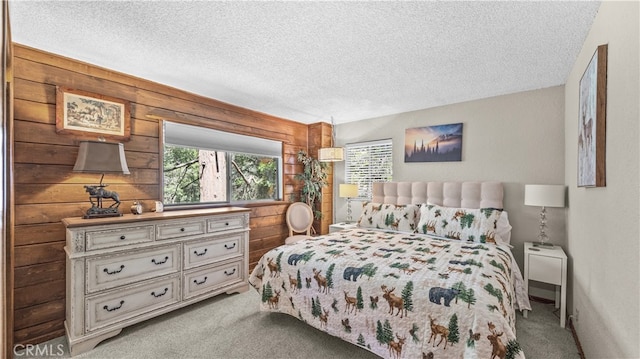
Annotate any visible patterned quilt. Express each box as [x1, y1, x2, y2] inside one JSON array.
[[249, 228, 530, 359]]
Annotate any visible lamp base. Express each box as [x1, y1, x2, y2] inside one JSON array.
[[82, 182, 123, 219], [83, 207, 123, 219]]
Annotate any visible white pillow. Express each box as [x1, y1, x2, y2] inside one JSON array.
[[495, 210, 512, 244]]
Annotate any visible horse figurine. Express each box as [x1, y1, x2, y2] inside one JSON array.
[[84, 185, 121, 209]]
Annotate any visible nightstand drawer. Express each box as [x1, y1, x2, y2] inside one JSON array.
[[528, 254, 562, 285], [329, 223, 358, 233]]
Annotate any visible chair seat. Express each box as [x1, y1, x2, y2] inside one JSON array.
[[285, 235, 312, 245]]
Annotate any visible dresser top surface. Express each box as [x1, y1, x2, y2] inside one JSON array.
[[62, 207, 250, 228]]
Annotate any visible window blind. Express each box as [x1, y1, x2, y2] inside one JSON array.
[[164, 121, 282, 158], [345, 139, 393, 200]]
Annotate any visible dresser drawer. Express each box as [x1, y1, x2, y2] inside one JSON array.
[[86, 225, 154, 251], [207, 215, 244, 232], [86, 245, 180, 293], [183, 234, 243, 269], [86, 276, 180, 332], [183, 261, 242, 299], [156, 219, 206, 240]]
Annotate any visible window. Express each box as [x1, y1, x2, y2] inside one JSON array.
[[345, 139, 393, 200], [163, 122, 282, 206]]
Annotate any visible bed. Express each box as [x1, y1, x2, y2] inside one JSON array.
[[249, 181, 530, 358]]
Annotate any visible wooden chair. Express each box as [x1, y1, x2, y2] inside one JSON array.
[[285, 202, 314, 244]]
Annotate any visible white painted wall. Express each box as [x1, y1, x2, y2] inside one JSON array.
[[334, 86, 566, 276], [564, 2, 639, 358]]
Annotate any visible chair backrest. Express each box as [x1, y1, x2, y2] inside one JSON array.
[[286, 202, 314, 236]]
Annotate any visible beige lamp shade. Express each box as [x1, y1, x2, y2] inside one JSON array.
[[73, 141, 130, 174], [339, 183, 358, 198], [318, 147, 344, 162], [524, 184, 565, 208], [318, 117, 344, 162]]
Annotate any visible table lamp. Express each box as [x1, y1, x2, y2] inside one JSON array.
[[339, 183, 358, 223], [524, 184, 565, 247], [73, 140, 130, 219]]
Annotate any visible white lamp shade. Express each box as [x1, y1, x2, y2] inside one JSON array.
[[318, 147, 344, 162], [339, 184, 358, 198], [524, 184, 565, 208]]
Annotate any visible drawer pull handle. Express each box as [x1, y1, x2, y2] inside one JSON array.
[[194, 277, 208, 285], [103, 300, 124, 312], [224, 243, 236, 250], [120, 235, 126, 240], [225, 222, 229, 226], [151, 288, 169, 298], [103, 265, 125, 275], [224, 268, 236, 276], [194, 249, 208, 256], [151, 256, 169, 265], [180, 228, 185, 232]]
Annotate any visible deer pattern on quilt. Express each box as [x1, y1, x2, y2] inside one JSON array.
[[248, 228, 524, 359]]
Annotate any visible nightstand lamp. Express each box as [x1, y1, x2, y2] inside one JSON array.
[[524, 184, 565, 247], [339, 183, 359, 223]]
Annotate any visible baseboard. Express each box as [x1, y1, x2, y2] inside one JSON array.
[[568, 317, 586, 359]]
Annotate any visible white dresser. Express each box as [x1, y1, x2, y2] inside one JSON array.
[[63, 207, 250, 356]]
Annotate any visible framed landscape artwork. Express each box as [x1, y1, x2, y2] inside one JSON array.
[[405, 122, 463, 162], [577, 44, 607, 187], [56, 87, 131, 141]]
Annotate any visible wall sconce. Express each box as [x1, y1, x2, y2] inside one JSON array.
[[339, 183, 359, 223], [318, 117, 344, 162], [524, 184, 565, 247], [73, 140, 130, 219]]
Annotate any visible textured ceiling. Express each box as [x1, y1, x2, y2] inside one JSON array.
[[9, 1, 600, 124]]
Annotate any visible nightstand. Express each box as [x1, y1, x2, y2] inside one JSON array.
[[329, 222, 358, 233], [523, 242, 567, 327]]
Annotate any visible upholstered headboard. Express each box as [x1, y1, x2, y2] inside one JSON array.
[[371, 181, 504, 209]]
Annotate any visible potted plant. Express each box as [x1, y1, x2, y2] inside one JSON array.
[[293, 150, 328, 227]]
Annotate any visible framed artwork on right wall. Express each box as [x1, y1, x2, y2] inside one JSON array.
[[577, 44, 607, 187]]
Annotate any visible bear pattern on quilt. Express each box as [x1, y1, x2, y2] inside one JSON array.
[[249, 229, 525, 359]]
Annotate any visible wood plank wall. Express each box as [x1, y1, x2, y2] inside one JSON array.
[[308, 122, 334, 234], [3, 3, 14, 357], [10, 44, 333, 347]]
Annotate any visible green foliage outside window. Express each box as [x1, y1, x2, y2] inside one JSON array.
[[230, 153, 277, 201], [163, 146, 200, 204], [163, 145, 279, 205]]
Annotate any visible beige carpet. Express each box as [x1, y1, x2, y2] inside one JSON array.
[[19, 290, 581, 358]]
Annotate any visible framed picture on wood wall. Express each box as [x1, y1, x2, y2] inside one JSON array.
[[56, 87, 131, 141], [577, 44, 607, 187]]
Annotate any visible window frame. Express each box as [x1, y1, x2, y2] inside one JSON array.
[[161, 121, 284, 208], [344, 138, 393, 200]]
